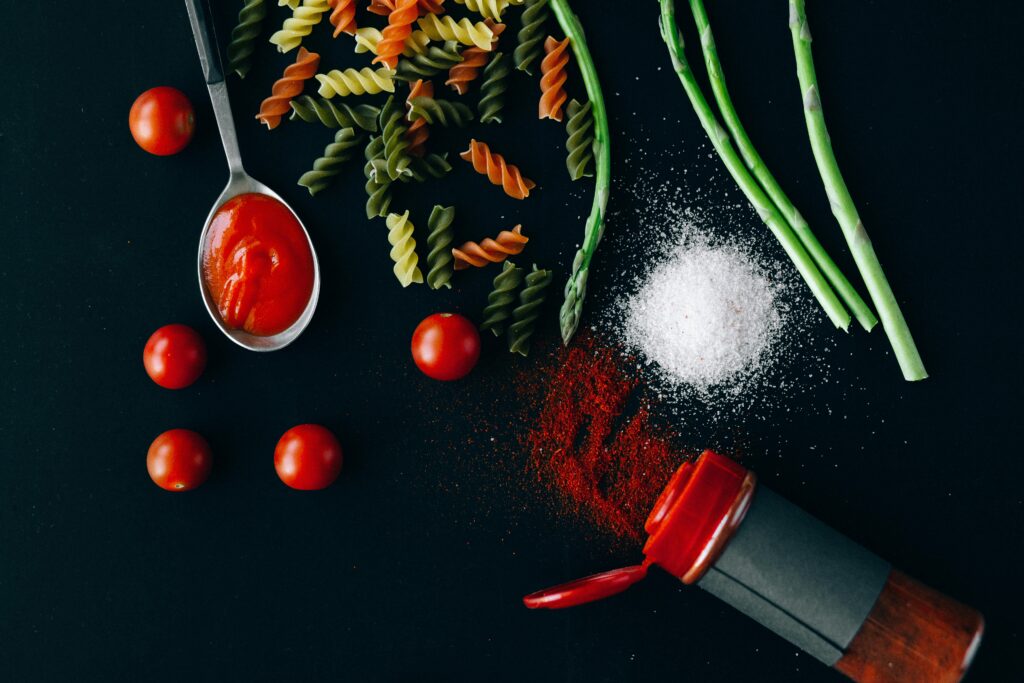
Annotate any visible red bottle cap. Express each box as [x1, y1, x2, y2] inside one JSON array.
[[522, 451, 754, 609]]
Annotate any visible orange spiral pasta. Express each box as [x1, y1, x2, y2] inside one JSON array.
[[539, 36, 569, 122], [452, 225, 528, 270], [417, 0, 445, 13], [446, 20, 504, 95], [373, 0, 418, 69], [368, 0, 442, 16], [405, 79, 434, 156], [327, 0, 357, 36], [256, 47, 320, 129], [459, 139, 536, 199], [367, 0, 393, 14]]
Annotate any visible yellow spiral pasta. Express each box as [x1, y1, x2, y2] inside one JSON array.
[[454, 0, 509, 20], [315, 67, 396, 97], [279, 0, 300, 8], [269, 0, 329, 53], [385, 211, 424, 287], [353, 27, 431, 57], [416, 14, 494, 51]]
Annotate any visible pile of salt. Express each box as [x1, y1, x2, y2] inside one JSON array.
[[621, 239, 783, 392]]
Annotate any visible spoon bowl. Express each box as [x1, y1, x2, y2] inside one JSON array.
[[196, 173, 321, 352], [186, 0, 319, 352]]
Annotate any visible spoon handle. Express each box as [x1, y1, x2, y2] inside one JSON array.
[[184, 0, 245, 176], [184, 0, 223, 85]]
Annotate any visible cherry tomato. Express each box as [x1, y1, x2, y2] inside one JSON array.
[[411, 313, 481, 381], [274, 424, 343, 491], [143, 324, 207, 389], [129, 86, 195, 156], [147, 429, 213, 492]]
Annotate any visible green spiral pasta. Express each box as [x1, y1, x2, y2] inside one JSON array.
[[508, 265, 553, 356], [378, 96, 413, 181], [514, 0, 550, 74], [425, 205, 456, 290], [564, 98, 595, 180], [408, 97, 475, 127], [289, 95, 380, 132], [481, 261, 525, 335], [363, 136, 393, 219], [227, 0, 267, 78], [478, 51, 509, 124], [297, 127, 363, 196], [400, 153, 453, 183], [395, 41, 464, 81]]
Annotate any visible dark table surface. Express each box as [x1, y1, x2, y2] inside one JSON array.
[[3, 1, 1022, 681]]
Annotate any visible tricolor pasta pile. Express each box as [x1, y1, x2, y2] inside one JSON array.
[[226, 0, 597, 356]]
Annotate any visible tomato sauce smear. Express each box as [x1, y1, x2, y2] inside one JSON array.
[[202, 193, 314, 337]]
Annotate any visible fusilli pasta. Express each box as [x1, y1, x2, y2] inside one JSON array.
[[368, 0, 443, 13], [289, 95, 380, 131], [425, 205, 456, 289], [404, 79, 433, 156], [297, 127, 363, 195], [453, 0, 508, 21], [400, 153, 452, 182], [374, 0, 418, 69], [327, 0, 357, 36], [417, 14, 494, 50], [256, 47, 320, 129], [478, 51, 509, 123], [408, 97, 475, 127], [379, 96, 414, 180], [480, 261, 524, 335], [385, 211, 424, 287], [227, 0, 267, 78], [459, 139, 535, 199], [539, 36, 569, 121], [508, 264, 552, 355], [315, 67, 396, 97], [564, 98, 594, 180], [395, 41, 463, 81], [452, 225, 528, 270], [363, 136, 393, 218], [269, 0, 329, 53], [514, 0, 549, 74], [354, 27, 431, 56], [446, 20, 504, 95]]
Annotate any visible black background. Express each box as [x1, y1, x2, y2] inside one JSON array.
[[2, 1, 1023, 681]]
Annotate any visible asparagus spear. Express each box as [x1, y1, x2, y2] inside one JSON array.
[[788, 0, 927, 381], [657, 0, 852, 330], [688, 0, 877, 332], [549, 0, 611, 344]]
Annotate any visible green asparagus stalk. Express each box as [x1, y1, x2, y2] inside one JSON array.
[[657, 0, 851, 330], [788, 0, 927, 380], [549, 0, 611, 344], [688, 0, 877, 332]]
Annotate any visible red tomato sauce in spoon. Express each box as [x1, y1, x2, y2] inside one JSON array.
[[202, 193, 314, 337]]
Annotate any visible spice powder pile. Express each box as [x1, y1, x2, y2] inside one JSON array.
[[521, 334, 679, 542]]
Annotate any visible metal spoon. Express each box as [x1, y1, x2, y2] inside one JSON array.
[[184, 0, 320, 352]]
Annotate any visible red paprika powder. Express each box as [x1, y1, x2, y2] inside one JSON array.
[[521, 334, 678, 541]]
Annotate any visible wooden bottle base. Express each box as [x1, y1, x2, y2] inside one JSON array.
[[835, 570, 984, 683]]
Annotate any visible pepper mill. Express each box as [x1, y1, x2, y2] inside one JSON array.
[[524, 451, 984, 683]]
